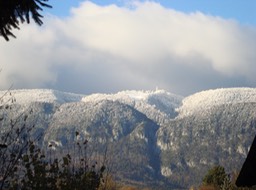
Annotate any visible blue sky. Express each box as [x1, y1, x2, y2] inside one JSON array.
[[47, 0, 256, 25], [1, 0, 256, 96]]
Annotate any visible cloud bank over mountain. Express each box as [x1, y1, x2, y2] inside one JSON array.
[[1, 1, 256, 95]]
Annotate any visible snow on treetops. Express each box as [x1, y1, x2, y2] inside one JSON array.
[[2, 88, 256, 119], [0, 89, 83, 104], [177, 87, 256, 118]]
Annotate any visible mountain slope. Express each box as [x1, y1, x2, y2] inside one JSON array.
[[158, 88, 256, 186], [82, 89, 183, 124], [1, 88, 256, 188], [0, 89, 83, 104], [177, 88, 256, 118]]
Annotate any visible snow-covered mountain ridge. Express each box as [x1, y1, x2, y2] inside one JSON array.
[[0, 88, 182, 105], [0, 89, 84, 104], [1, 87, 256, 188], [3, 87, 256, 119], [0, 89, 183, 124], [177, 88, 256, 117], [82, 89, 182, 108], [82, 89, 183, 123]]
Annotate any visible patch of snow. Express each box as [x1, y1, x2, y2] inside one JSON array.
[[237, 145, 247, 156], [157, 140, 169, 150], [135, 132, 148, 142], [156, 139, 177, 151], [186, 160, 195, 168], [199, 159, 208, 165], [161, 166, 172, 177], [0, 89, 84, 105], [48, 140, 62, 150], [82, 89, 183, 123], [177, 88, 256, 118], [82, 89, 182, 104]]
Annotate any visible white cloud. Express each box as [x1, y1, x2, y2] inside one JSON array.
[[0, 1, 256, 95]]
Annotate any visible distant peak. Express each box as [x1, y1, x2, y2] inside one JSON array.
[[177, 87, 256, 117], [82, 89, 182, 103], [0, 89, 84, 104]]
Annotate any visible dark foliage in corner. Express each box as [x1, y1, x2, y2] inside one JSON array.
[[236, 135, 256, 187], [0, 0, 52, 41], [199, 165, 256, 190]]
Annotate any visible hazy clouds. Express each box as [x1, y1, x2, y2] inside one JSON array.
[[1, 1, 256, 96]]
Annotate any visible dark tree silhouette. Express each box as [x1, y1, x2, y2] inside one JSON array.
[[0, 0, 51, 41], [236, 135, 256, 187]]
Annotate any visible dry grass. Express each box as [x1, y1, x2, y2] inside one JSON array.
[[119, 186, 138, 190], [198, 185, 218, 190]]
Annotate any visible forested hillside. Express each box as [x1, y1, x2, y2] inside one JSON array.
[[0, 88, 255, 188]]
